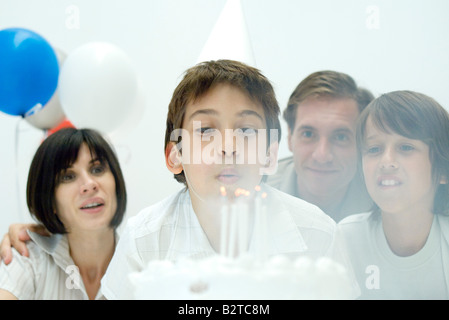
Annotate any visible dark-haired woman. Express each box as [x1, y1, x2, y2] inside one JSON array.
[[0, 128, 126, 300]]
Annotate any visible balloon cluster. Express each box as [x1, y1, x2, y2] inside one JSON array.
[[0, 27, 142, 136]]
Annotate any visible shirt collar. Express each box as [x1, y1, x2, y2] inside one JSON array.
[[256, 184, 308, 255], [278, 161, 299, 197], [27, 230, 120, 269], [27, 230, 74, 271], [170, 184, 308, 259]]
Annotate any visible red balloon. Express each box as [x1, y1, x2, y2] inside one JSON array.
[[45, 118, 75, 137]]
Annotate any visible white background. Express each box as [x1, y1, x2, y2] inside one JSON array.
[[1, 0, 448, 235]]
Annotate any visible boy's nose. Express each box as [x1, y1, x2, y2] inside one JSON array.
[[221, 130, 239, 158], [379, 147, 399, 170], [221, 145, 237, 157]]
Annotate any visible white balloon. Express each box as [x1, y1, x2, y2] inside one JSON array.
[[59, 42, 138, 134], [25, 48, 67, 130], [108, 79, 146, 143]]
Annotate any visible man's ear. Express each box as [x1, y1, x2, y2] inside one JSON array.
[[165, 142, 183, 174], [259, 141, 279, 176], [287, 127, 293, 152]]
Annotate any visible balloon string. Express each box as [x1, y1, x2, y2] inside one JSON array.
[[14, 118, 25, 222]]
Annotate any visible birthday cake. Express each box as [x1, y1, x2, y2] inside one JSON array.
[[129, 254, 355, 300], [129, 187, 356, 300]]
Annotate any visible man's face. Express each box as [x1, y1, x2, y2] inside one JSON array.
[[288, 97, 359, 202]]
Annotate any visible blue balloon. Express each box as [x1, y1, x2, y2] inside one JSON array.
[[0, 28, 59, 116]]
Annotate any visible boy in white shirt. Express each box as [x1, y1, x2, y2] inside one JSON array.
[[338, 90, 449, 299], [100, 59, 357, 299]]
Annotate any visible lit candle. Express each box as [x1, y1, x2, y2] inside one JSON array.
[[253, 186, 262, 261], [238, 192, 249, 256], [228, 201, 237, 258], [260, 191, 268, 261], [219, 186, 228, 256]]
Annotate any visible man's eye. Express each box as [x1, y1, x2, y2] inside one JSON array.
[[301, 130, 314, 138], [334, 133, 349, 142]]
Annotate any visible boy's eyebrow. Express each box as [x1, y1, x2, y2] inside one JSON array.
[[187, 109, 218, 121], [187, 109, 264, 121], [238, 110, 264, 121]]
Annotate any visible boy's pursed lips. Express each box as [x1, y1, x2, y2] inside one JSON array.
[[216, 167, 240, 184]]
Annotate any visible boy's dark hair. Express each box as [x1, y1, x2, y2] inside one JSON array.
[[164, 59, 281, 185], [26, 128, 127, 233]]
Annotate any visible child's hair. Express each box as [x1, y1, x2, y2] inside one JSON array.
[[356, 90, 449, 215], [164, 59, 281, 185]]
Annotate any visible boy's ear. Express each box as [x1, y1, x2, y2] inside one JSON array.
[[440, 175, 448, 185], [165, 142, 183, 174], [259, 141, 279, 176]]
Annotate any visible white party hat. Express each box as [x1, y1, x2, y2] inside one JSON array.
[[197, 0, 256, 66]]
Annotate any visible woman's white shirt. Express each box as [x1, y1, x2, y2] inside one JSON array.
[[0, 231, 105, 300]]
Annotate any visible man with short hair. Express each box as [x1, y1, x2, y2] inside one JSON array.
[[266, 70, 374, 222]]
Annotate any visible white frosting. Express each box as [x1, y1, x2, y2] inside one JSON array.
[[130, 254, 355, 300]]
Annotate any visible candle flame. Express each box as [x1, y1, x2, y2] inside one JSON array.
[[220, 186, 227, 196], [234, 188, 250, 197]]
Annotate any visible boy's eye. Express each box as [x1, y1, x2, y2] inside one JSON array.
[[399, 144, 414, 152], [196, 127, 216, 135], [365, 145, 381, 155], [238, 127, 258, 136]]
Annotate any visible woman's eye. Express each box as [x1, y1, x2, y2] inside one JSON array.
[[59, 172, 75, 182], [91, 164, 106, 175]]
